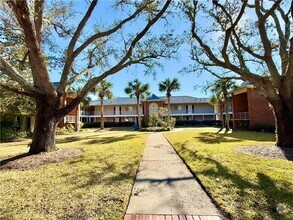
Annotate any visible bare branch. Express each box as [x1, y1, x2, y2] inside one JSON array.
[[231, 31, 265, 60], [58, 0, 98, 95], [219, 1, 247, 66], [73, 2, 148, 57], [57, 0, 172, 117], [34, 0, 44, 45], [255, 0, 281, 87], [6, 0, 55, 93], [0, 57, 37, 93], [0, 82, 34, 97]]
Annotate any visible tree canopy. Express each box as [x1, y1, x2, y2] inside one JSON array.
[[0, 0, 178, 153], [182, 0, 293, 147]]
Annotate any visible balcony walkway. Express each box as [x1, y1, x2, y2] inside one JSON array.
[[124, 133, 222, 220]]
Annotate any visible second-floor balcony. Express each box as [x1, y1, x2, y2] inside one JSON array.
[[81, 110, 144, 117], [170, 110, 230, 115], [235, 112, 249, 120], [65, 115, 76, 123]]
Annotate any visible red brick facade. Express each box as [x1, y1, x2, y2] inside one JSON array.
[[232, 87, 275, 129], [247, 89, 275, 128], [143, 100, 164, 119], [58, 96, 80, 128]]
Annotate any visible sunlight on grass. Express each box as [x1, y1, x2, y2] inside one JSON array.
[[165, 128, 293, 220], [0, 130, 147, 219]]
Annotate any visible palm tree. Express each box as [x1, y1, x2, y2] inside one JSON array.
[[125, 79, 150, 129], [158, 78, 180, 126], [209, 94, 224, 128], [91, 80, 113, 129], [209, 79, 236, 130]]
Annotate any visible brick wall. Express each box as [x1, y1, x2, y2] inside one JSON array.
[[247, 88, 275, 128], [143, 101, 164, 119], [232, 92, 248, 129]]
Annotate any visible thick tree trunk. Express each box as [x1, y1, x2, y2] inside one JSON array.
[[272, 101, 293, 148], [137, 97, 141, 129], [29, 96, 59, 154], [100, 98, 104, 129]]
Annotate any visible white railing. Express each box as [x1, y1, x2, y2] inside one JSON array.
[[65, 115, 76, 123], [170, 110, 189, 114], [81, 111, 144, 116], [235, 112, 249, 120]]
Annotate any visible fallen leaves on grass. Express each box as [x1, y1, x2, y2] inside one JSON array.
[[0, 149, 83, 171], [236, 145, 293, 161]]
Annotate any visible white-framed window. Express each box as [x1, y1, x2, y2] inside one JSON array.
[[176, 105, 182, 110], [125, 106, 133, 111]]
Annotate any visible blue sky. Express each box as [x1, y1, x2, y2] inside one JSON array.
[[48, 1, 237, 99]]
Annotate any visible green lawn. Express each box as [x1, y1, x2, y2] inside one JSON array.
[[0, 129, 147, 220], [164, 128, 293, 220]]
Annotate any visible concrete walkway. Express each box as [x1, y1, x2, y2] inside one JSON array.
[[124, 133, 222, 220]]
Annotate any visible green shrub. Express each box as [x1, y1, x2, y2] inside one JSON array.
[[148, 112, 160, 127], [169, 117, 176, 128], [82, 121, 135, 128], [148, 108, 175, 129], [65, 123, 75, 132], [79, 122, 84, 129], [0, 121, 19, 130], [0, 128, 30, 142], [55, 124, 77, 135], [140, 127, 171, 132], [141, 119, 149, 128]]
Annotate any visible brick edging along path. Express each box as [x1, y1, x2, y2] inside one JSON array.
[[124, 214, 221, 220], [124, 133, 222, 219]]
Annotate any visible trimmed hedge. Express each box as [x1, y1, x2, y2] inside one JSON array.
[[140, 127, 171, 132], [175, 120, 226, 127], [82, 121, 135, 128], [0, 128, 32, 142], [0, 120, 19, 130]]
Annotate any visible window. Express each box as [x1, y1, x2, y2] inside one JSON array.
[[176, 105, 181, 110], [125, 106, 133, 111]]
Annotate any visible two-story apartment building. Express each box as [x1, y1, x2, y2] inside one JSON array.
[[81, 94, 232, 124], [231, 82, 275, 130]]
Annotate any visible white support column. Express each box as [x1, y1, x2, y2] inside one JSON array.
[[75, 104, 81, 131], [30, 116, 35, 131]]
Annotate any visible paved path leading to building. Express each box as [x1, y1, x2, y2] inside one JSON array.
[[124, 133, 222, 220]]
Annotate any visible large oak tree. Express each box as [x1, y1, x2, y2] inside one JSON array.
[[183, 0, 293, 147], [0, 0, 177, 153]]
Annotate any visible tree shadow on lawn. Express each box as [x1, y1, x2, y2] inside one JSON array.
[[56, 136, 83, 144], [177, 144, 292, 219], [63, 154, 140, 190], [197, 130, 275, 144], [0, 153, 30, 166], [56, 134, 137, 145], [84, 134, 138, 145]]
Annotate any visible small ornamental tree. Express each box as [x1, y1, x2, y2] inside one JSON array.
[[91, 80, 113, 130], [208, 79, 236, 130], [0, 0, 177, 154], [125, 79, 150, 129]]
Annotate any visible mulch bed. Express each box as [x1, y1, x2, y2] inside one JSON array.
[[0, 149, 83, 171], [235, 145, 293, 161]]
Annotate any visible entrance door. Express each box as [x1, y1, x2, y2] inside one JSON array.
[[149, 103, 159, 117]]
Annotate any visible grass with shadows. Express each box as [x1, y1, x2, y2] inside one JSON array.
[[0, 130, 147, 219], [164, 128, 293, 220]]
